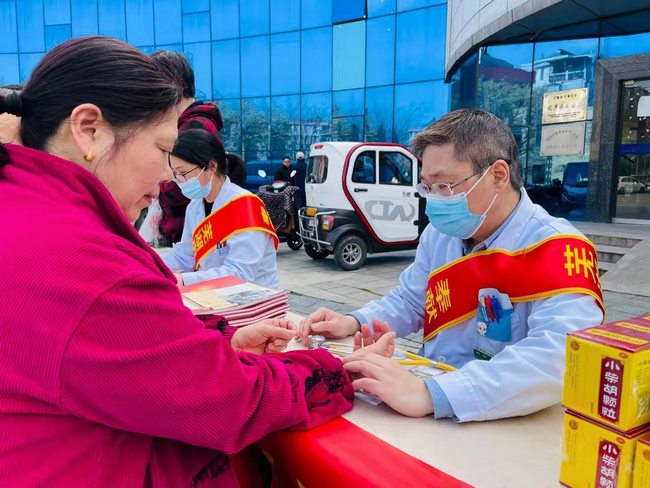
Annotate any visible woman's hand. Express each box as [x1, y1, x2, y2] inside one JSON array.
[[174, 273, 183, 287], [352, 319, 393, 355], [231, 318, 298, 354]]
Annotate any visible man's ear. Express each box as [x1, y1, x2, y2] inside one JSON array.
[[491, 159, 511, 191], [68, 103, 113, 161]]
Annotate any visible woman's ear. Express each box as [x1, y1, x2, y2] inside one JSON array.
[[68, 103, 114, 162]]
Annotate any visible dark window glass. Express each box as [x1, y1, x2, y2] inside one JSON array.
[[0, 54, 19, 85], [368, 0, 395, 16], [394, 80, 449, 144], [211, 0, 239, 40], [184, 42, 212, 99], [301, 27, 332, 93], [352, 151, 376, 184], [0, 2, 17, 54], [241, 36, 270, 97], [397, 0, 442, 11], [242, 97, 271, 162], [240, 0, 270, 37], [98, 0, 126, 40], [271, 31, 300, 96], [600, 32, 650, 59], [333, 21, 365, 90], [333, 116, 364, 141], [45, 25, 72, 51], [125, 0, 154, 46], [332, 0, 364, 23], [333, 89, 364, 117], [395, 5, 445, 83], [183, 12, 211, 43], [183, 0, 209, 13], [17, 0, 45, 52], [218, 99, 242, 153], [271, 95, 301, 158], [450, 52, 478, 110], [44, 0, 71, 25], [367, 16, 395, 87], [270, 0, 300, 33], [212, 39, 240, 99], [379, 151, 412, 185], [306, 155, 328, 183], [302, 0, 332, 29], [477, 44, 533, 128], [19, 53, 44, 83], [301, 92, 332, 148], [365, 86, 393, 142], [154, 0, 182, 44]]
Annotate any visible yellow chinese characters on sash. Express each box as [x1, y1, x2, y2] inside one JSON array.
[[423, 235, 605, 342], [192, 194, 278, 269]]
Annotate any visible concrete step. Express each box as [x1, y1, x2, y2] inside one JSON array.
[[599, 260, 615, 276], [596, 244, 628, 264], [585, 233, 642, 249]]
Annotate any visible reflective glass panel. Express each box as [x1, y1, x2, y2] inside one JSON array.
[[368, 0, 396, 17], [183, 12, 211, 43], [0, 2, 17, 54], [45, 25, 72, 51], [212, 39, 240, 99], [19, 53, 44, 83], [301, 27, 332, 93], [242, 97, 271, 162], [397, 0, 442, 11], [302, 0, 331, 29], [450, 52, 478, 110], [306, 155, 328, 183], [98, 0, 126, 40], [240, 0, 270, 37], [301, 92, 332, 148], [333, 89, 364, 117], [332, 0, 364, 24], [379, 151, 413, 186], [125, 0, 154, 46], [241, 36, 270, 97], [365, 86, 393, 142], [366, 15, 395, 87], [271, 95, 301, 158], [72, 0, 98, 37], [44, 0, 71, 25], [352, 151, 376, 184], [154, 0, 182, 44], [394, 80, 449, 144], [333, 21, 365, 90], [0, 55, 19, 85], [184, 42, 212, 99], [17, 0, 45, 52], [332, 116, 364, 141], [271, 31, 300, 96], [211, 0, 239, 40], [600, 32, 650, 59], [218, 99, 242, 153], [270, 0, 300, 33], [183, 0, 209, 13], [395, 5, 446, 83]]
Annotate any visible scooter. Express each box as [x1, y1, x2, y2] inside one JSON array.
[[256, 170, 304, 251]]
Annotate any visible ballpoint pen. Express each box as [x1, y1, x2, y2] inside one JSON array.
[[396, 350, 456, 372]]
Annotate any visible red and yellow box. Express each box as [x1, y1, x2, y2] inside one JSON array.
[[563, 314, 650, 432], [633, 433, 650, 488], [560, 410, 649, 488]]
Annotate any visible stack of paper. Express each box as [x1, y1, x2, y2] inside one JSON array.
[[180, 276, 289, 327]]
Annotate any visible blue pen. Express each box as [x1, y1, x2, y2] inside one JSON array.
[[491, 296, 501, 322]]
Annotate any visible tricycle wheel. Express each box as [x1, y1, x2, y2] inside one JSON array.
[[304, 244, 329, 260], [334, 235, 367, 271], [287, 233, 303, 250]]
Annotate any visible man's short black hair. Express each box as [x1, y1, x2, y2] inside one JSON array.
[[151, 50, 195, 99]]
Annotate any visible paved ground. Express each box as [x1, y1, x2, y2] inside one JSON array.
[[278, 243, 650, 323]]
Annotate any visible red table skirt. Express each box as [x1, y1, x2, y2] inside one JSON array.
[[231, 416, 472, 487]]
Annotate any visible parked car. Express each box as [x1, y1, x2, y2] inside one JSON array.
[[560, 162, 589, 220], [618, 176, 646, 194], [242, 160, 279, 193]]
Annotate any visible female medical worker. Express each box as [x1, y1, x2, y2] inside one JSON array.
[[162, 129, 280, 287]]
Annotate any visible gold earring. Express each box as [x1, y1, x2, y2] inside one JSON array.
[[83, 150, 94, 162]]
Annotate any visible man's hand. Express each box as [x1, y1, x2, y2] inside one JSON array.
[[299, 307, 360, 346], [343, 349, 434, 418], [231, 318, 298, 354]]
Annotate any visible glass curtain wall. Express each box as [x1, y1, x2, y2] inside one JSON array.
[[0, 0, 450, 171]]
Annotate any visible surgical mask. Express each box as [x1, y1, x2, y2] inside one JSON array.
[[424, 170, 497, 239], [177, 170, 212, 200]]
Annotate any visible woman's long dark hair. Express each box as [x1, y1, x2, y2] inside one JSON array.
[[0, 36, 181, 167], [171, 129, 246, 186]]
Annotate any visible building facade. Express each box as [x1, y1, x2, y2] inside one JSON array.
[[0, 0, 449, 165]]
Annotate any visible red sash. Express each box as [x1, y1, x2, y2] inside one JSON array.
[[423, 235, 605, 342], [192, 194, 278, 269]]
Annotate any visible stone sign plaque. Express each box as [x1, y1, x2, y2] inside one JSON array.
[[542, 88, 588, 124], [540, 122, 586, 156]]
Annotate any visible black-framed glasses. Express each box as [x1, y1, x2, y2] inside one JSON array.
[[168, 153, 202, 183]]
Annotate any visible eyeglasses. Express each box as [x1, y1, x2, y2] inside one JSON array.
[[168, 153, 202, 183], [416, 160, 507, 197]]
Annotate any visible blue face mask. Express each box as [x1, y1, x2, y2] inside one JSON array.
[[177, 169, 212, 200], [424, 170, 497, 239]]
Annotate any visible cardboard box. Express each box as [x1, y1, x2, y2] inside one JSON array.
[[560, 410, 649, 488], [633, 433, 650, 488], [563, 314, 650, 432]]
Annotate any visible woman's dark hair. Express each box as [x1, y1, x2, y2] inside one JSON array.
[[171, 129, 246, 185], [0, 36, 182, 166], [151, 50, 195, 99]]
